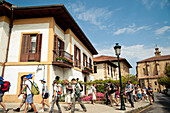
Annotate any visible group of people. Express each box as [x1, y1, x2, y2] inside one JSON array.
[[0, 74, 155, 113], [104, 80, 155, 109], [0, 74, 88, 113]]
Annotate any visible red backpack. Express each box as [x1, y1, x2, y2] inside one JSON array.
[[1, 81, 11, 92]]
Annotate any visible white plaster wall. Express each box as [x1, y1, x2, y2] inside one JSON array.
[[8, 23, 49, 62], [54, 25, 64, 40], [3, 65, 48, 95], [0, 21, 9, 63], [0, 66, 2, 75]]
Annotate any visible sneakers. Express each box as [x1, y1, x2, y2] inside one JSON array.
[[13, 108, 20, 112], [4, 109, 9, 113], [28, 108, 34, 112], [39, 109, 44, 112]]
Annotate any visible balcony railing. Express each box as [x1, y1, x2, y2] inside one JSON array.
[[82, 63, 93, 74], [52, 49, 73, 68]]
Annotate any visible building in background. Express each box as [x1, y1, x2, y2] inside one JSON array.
[[93, 55, 132, 80], [0, 1, 97, 102], [136, 47, 170, 92]]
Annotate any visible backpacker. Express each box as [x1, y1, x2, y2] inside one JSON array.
[[57, 84, 63, 95], [1, 81, 11, 92], [28, 80, 40, 95], [76, 83, 83, 92]]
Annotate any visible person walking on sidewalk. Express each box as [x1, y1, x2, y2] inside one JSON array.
[[13, 77, 27, 112], [64, 79, 73, 111], [148, 85, 154, 105], [125, 80, 134, 108], [108, 81, 119, 107], [70, 78, 87, 113], [0, 76, 9, 113], [91, 84, 96, 105], [18, 74, 38, 113], [49, 76, 62, 113], [137, 85, 142, 101], [39, 79, 50, 112]]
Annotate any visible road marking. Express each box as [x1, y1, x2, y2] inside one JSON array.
[[137, 104, 153, 113]]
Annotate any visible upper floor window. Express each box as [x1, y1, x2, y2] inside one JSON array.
[[74, 45, 81, 68], [143, 68, 145, 75], [20, 34, 42, 62], [108, 66, 110, 75], [111, 67, 113, 78], [94, 66, 97, 73], [83, 53, 87, 67], [54, 36, 64, 57], [89, 58, 92, 69]]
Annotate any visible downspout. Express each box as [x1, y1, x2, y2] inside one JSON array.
[[1, 6, 14, 78]]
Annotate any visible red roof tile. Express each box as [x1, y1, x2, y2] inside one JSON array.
[[137, 55, 170, 63]]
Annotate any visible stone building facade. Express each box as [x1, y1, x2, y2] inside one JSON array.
[[136, 47, 170, 92], [93, 55, 132, 80]]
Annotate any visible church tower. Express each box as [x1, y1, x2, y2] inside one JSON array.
[[154, 46, 161, 57]]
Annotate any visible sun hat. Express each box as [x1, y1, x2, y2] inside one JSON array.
[[40, 79, 46, 83], [0, 76, 4, 81]]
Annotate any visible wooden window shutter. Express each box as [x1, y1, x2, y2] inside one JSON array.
[[79, 49, 81, 69], [35, 34, 42, 62], [83, 54, 85, 66], [20, 34, 30, 62], [53, 35, 58, 61], [74, 45, 77, 67]]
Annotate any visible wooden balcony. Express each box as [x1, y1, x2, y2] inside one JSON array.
[[82, 63, 93, 74], [52, 50, 73, 68]]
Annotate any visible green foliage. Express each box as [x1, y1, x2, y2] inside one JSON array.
[[158, 77, 170, 88], [165, 64, 170, 77], [96, 85, 105, 93]]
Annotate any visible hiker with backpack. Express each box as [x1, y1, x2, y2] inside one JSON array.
[[39, 79, 50, 112], [0, 76, 9, 113], [64, 79, 73, 111], [18, 74, 38, 113], [49, 76, 62, 113], [70, 78, 87, 113]]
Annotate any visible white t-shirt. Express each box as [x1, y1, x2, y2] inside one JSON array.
[[137, 88, 142, 94], [142, 89, 146, 94], [54, 84, 62, 96], [25, 79, 33, 95], [92, 86, 96, 94]]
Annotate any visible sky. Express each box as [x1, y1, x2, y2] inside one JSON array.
[[7, 0, 170, 74]]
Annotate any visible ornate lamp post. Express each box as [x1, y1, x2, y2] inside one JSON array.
[[114, 43, 126, 110]]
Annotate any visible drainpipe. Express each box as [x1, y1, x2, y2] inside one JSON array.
[[1, 6, 14, 78]]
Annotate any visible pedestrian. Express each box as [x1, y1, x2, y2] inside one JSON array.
[[115, 83, 120, 103], [142, 86, 147, 101], [18, 74, 38, 113], [133, 87, 136, 102], [13, 77, 27, 112], [39, 79, 50, 112], [104, 83, 110, 105], [91, 84, 96, 105], [125, 80, 134, 108], [137, 85, 142, 101], [108, 81, 119, 107], [70, 78, 87, 113], [148, 85, 154, 105], [64, 79, 73, 111], [0, 76, 9, 113], [49, 76, 62, 113]]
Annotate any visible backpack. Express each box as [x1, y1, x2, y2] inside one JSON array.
[[1, 81, 11, 92], [57, 84, 63, 95], [28, 80, 40, 95], [76, 83, 83, 92]]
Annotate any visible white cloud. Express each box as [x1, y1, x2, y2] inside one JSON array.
[[142, 0, 170, 9], [155, 26, 170, 35], [142, 0, 155, 9], [113, 24, 150, 35], [160, 0, 169, 8], [67, 2, 121, 30]]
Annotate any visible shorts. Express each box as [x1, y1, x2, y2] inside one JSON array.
[[138, 94, 142, 99], [0, 93, 4, 102], [26, 94, 33, 104], [42, 93, 49, 99], [65, 94, 71, 103]]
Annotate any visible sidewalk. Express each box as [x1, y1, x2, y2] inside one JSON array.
[[0, 101, 150, 113]]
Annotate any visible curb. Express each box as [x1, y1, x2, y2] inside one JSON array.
[[125, 103, 151, 113]]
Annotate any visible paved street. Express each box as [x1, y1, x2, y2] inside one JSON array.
[[140, 93, 170, 113], [0, 100, 149, 113]]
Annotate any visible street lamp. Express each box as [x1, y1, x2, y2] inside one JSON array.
[[114, 43, 126, 110]]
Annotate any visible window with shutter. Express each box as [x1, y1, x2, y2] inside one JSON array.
[[20, 34, 42, 62], [74, 45, 81, 68]]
